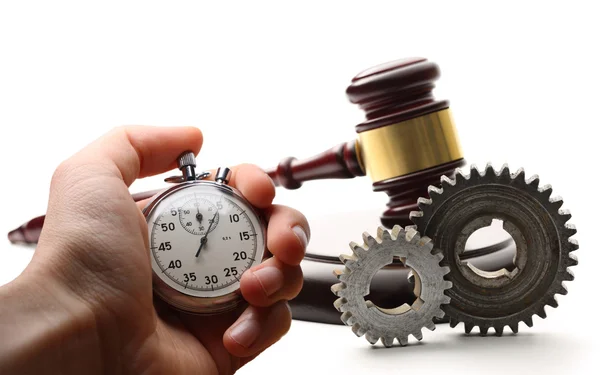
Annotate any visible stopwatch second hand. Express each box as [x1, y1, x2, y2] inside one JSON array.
[[196, 211, 218, 257]]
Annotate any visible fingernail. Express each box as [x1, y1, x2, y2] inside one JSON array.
[[292, 225, 308, 249], [229, 318, 261, 348], [253, 266, 284, 297]]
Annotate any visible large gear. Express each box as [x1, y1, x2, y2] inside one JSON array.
[[331, 226, 452, 347], [409, 163, 578, 336]]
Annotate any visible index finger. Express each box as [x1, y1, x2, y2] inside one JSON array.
[[206, 163, 275, 209], [69, 125, 204, 187]]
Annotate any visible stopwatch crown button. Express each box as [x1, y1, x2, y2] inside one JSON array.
[[178, 151, 196, 169], [215, 167, 231, 184]]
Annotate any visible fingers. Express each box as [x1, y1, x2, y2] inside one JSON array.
[[223, 301, 291, 358], [264, 205, 310, 266], [239, 257, 303, 307], [62, 125, 203, 186], [208, 163, 275, 209]]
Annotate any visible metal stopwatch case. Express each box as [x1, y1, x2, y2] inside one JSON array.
[[142, 151, 267, 314]]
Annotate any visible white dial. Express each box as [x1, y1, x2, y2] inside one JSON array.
[[145, 182, 266, 299]]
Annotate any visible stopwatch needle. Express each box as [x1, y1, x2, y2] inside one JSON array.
[[196, 211, 218, 257]]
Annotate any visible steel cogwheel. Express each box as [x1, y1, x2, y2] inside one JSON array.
[[331, 225, 452, 347], [409, 163, 579, 336]]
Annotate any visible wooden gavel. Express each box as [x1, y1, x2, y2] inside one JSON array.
[[265, 57, 465, 228]]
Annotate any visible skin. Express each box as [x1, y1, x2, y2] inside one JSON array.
[[0, 126, 310, 374]]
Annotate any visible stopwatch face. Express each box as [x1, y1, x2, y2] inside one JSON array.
[[144, 182, 266, 302]]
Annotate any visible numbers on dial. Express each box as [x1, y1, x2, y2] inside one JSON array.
[[148, 186, 263, 297], [224, 267, 238, 277], [233, 251, 247, 261], [178, 196, 220, 235]]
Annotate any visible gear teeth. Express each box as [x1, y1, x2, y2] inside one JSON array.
[[365, 331, 379, 345], [381, 336, 394, 348], [511, 167, 526, 183], [455, 168, 468, 183], [442, 295, 452, 305], [412, 330, 423, 341], [398, 336, 409, 346], [546, 296, 559, 308], [440, 175, 455, 189], [405, 227, 421, 243], [339, 254, 357, 269], [493, 325, 504, 336], [449, 317, 459, 328], [564, 223, 577, 237], [408, 210, 423, 226], [333, 297, 347, 312], [349, 241, 367, 258], [464, 322, 474, 334], [414, 203, 433, 224], [443, 280, 453, 289], [498, 163, 511, 179], [549, 195, 563, 210], [434, 308, 446, 319], [425, 321, 436, 331], [568, 238, 579, 252], [362, 232, 378, 248], [557, 283, 568, 295], [390, 225, 403, 239], [352, 323, 367, 337], [564, 268, 575, 281], [537, 307, 547, 319], [331, 282, 346, 297], [479, 326, 489, 336], [419, 236, 434, 251], [567, 253, 578, 267], [509, 323, 519, 334], [340, 311, 354, 325], [539, 184, 553, 200], [483, 162, 495, 177], [333, 269, 349, 282], [416, 197, 433, 210], [377, 226, 391, 241], [428, 185, 444, 198], [526, 174, 540, 189], [558, 208, 572, 222], [524, 317, 534, 328], [469, 164, 482, 180]]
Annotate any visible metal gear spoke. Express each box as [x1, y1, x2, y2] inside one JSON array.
[[409, 163, 578, 336], [331, 225, 452, 347]]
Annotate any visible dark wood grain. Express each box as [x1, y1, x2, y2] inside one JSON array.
[[265, 140, 364, 189], [347, 57, 449, 132]]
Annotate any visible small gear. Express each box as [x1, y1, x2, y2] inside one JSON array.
[[410, 163, 578, 336], [331, 226, 452, 347]]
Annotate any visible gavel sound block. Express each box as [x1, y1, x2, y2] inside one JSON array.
[[266, 57, 465, 228]]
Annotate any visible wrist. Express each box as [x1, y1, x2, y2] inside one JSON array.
[[0, 267, 102, 374]]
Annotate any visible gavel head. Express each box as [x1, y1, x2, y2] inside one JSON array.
[[347, 57, 466, 228]]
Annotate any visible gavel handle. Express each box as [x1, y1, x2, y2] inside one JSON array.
[[265, 140, 365, 189]]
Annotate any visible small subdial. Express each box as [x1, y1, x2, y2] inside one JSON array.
[[178, 197, 220, 235]]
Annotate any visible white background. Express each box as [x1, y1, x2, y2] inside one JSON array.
[[1, 1, 598, 374]]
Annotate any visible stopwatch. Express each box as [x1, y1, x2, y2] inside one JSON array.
[[142, 151, 267, 314]]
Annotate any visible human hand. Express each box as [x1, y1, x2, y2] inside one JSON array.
[[0, 126, 309, 374]]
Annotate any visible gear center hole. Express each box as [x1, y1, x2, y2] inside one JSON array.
[[364, 258, 423, 314], [464, 218, 517, 277]]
